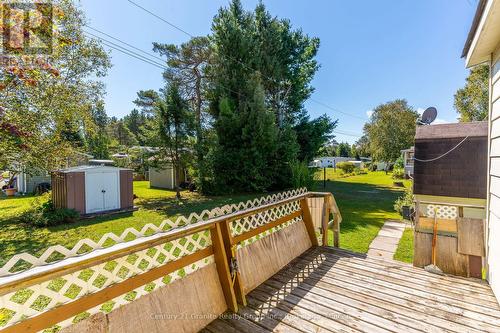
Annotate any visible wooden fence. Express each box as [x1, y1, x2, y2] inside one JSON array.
[[413, 200, 486, 278], [0, 189, 341, 333]]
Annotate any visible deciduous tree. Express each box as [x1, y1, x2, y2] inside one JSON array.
[[454, 65, 489, 122], [363, 99, 418, 163], [0, 0, 110, 178]]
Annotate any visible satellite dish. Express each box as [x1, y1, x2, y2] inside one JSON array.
[[419, 107, 437, 125]]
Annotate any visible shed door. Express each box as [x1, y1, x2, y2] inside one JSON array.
[[85, 171, 120, 214]]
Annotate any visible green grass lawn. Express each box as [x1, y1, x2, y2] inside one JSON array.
[[0, 171, 410, 268], [393, 227, 414, 263], [315, 170, 410, 254]]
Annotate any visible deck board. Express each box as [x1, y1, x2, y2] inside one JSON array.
[[203, 247, 500, 333]]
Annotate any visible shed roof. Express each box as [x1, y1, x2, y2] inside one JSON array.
[[56, 165, 132, 173], [415, 122, 488, 140]]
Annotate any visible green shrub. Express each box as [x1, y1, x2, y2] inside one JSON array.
[[353, 168, 367, 175], [19, 193, 79, 227], [394, 187, 414, 214], [336, 162, 355, 174], [394, 156, 404, 169], [290, 161, 316, 190], [369, 163, 377, 171], [392, 168, 405, 179]]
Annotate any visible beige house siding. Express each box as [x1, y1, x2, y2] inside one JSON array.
[[488, 44, 500, 299], [18, 171, 51, 193]]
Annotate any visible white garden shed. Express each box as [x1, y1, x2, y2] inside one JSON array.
[[52, 165, 134, 215]]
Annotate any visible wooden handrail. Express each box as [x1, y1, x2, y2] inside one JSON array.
[[0, 220, 217, 297]]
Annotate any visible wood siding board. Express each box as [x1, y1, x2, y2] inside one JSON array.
[[492, 157, 500, 177], [491, 137, 500, 156], [469, 256, 483, 279], [488, 212, 500, 298], [493, 99, 500, 121], [492, 118, 500, 138], [490, 192, 500, 218], [236, 220, 312, 293], [457, 218, 485, 256], [106, 263, 226, 333], [414, 232, 469, 276]]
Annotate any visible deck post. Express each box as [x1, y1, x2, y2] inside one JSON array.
[[322, 196, 330, 246], [300, 199, 319, 246], [219, 219, 247, 306], [210, 222, 239, 312], [332, 213, 340, 248]]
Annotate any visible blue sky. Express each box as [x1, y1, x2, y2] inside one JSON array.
[[81, 0, 478, 144]]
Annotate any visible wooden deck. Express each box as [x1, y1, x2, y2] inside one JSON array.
[[201, 247, 500, 333]]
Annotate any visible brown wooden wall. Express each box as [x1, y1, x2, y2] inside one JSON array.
[[51, 172, 86, 214], [413, 137, 487, 199], [51, 172, 66, 210], [119, 170, 134, 210]]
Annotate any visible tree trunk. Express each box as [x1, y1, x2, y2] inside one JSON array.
[[194, 70, 204, 184]]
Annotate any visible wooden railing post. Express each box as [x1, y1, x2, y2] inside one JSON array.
[[210, 222, 239, 312], [332, 213, 340, 248], [219, 220, 247, 306], [322, 196, 330, 246], [300, 199, 319, 247]]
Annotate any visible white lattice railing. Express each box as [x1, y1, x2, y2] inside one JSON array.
[[0, 188, 308, 276], [0, 188, 341, 333]]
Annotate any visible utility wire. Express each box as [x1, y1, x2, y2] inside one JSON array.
[[413, 136, 469, 163], [84, 31, 168, 70], [85, 25, 166, 63], [127, 0, 194, 38], [333, 130, 362, 138], [126, 0, 365, 121], [309, 100, 366, 120], [84, 30, 247, 98]]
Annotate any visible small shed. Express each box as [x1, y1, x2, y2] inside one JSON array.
[[413, 122, 488, 278], [149, 165, 186, 190], [52, 166, 133, 215], [400, 147, 414, 178]]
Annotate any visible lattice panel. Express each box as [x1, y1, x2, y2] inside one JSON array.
[[0, 231, 212, 331], [426, 204, 458, 219], [0, 188, 307, 276], [231, 199, 303, 249]]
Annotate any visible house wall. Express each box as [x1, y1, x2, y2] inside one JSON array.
[[18, 171, 51, 194], [488, 43, 500, 300]]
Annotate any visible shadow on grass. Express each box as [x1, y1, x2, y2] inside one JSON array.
[[136, 192, 262, 218]]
